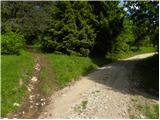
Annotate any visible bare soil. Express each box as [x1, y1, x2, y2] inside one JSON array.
[[7, 48, 57, 119]]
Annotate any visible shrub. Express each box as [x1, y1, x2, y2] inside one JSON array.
[[1, 32, 25, 55], [80, 48, 90, 57]]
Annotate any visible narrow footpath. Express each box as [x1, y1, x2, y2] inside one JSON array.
[[9, 48, 56, 119]]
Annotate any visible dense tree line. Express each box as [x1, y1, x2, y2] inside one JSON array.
[[1, 1, 159, 56], [124, 1, 159, 49], [1, 1, 53, 44]]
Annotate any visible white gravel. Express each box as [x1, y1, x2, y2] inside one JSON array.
[[39, 53, 156, 119]]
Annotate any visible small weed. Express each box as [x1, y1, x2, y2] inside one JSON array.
[[143, 104, 159, 119], [95, 90, 100, 93], [81, 100, 88, 109], [136, 104, 143, 111], [74, 106, 82, 114], [74, 100, 88, 114], [92, 90, 100, 94], [129, 97, 159, 119]]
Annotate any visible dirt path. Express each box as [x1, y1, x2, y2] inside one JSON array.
[[8, 48, 56, 119], [39, 53, 157, 119]]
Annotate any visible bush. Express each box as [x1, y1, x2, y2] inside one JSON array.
[[1, 32, 25, 55], [80, 48, 90, 57]]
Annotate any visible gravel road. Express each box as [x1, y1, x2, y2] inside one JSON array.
[[39, 53, 156, 119]]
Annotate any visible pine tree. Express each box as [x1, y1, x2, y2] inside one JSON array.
[[90, 1, 124, 56], [41, 1, 96, 56]]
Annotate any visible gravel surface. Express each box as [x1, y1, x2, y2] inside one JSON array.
[[39, 53, 156, 119]]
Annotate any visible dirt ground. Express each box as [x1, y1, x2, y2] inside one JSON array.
[[7, 48, 57, 119], [39, 53, 158, 119]]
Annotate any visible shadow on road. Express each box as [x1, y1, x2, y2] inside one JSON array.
[[87, 57, 159, 100]]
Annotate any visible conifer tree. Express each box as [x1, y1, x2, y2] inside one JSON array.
[[41, 1, 96, 56]]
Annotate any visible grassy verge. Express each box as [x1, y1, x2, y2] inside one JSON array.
[[134, 54, 159, 91], [107, 46, 156, 60], [46, 54, 100, 88], [40, 46, 156, 90], [1, 50, 35, 117], [38, 55, 59, 96], [39, 65, 51, 95], [38, 52, 111, 97], [143, 104, 159, 119], [129, 96, 159, 119], [1, 45, 156, 117], [129, 53, 159, 119]]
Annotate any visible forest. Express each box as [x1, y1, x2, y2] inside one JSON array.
[[1, 1, 158, 56], [1, 1, 159, 119]]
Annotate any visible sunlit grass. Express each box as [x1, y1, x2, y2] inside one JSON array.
[[1, 50, 35, 117], [107, 46, 156, 60], [46, 54, 98, 88]]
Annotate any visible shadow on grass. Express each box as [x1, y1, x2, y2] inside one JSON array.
[[132, 54, 159, 96], [90, 56, 114, 67]]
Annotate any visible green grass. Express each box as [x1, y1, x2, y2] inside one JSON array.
[[74, 100, 88, 114], [107, 46, 156, 60], [143, 104, 159, 119], [43, 47, 156, 89], [130, 98, 159, 119], [1, 50, 35, 117], [129, 53, 159, 119], [38, 57, 58, 96], [39, 66, 51, 95], [38, 53, 112, 96], [1, 45, 157, 117], [46, 54, 99, 88]]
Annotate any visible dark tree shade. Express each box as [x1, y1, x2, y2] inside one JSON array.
[[1, 1, 53, 44], [124, 1, 159, 49], [1, 1, 158, 56]]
